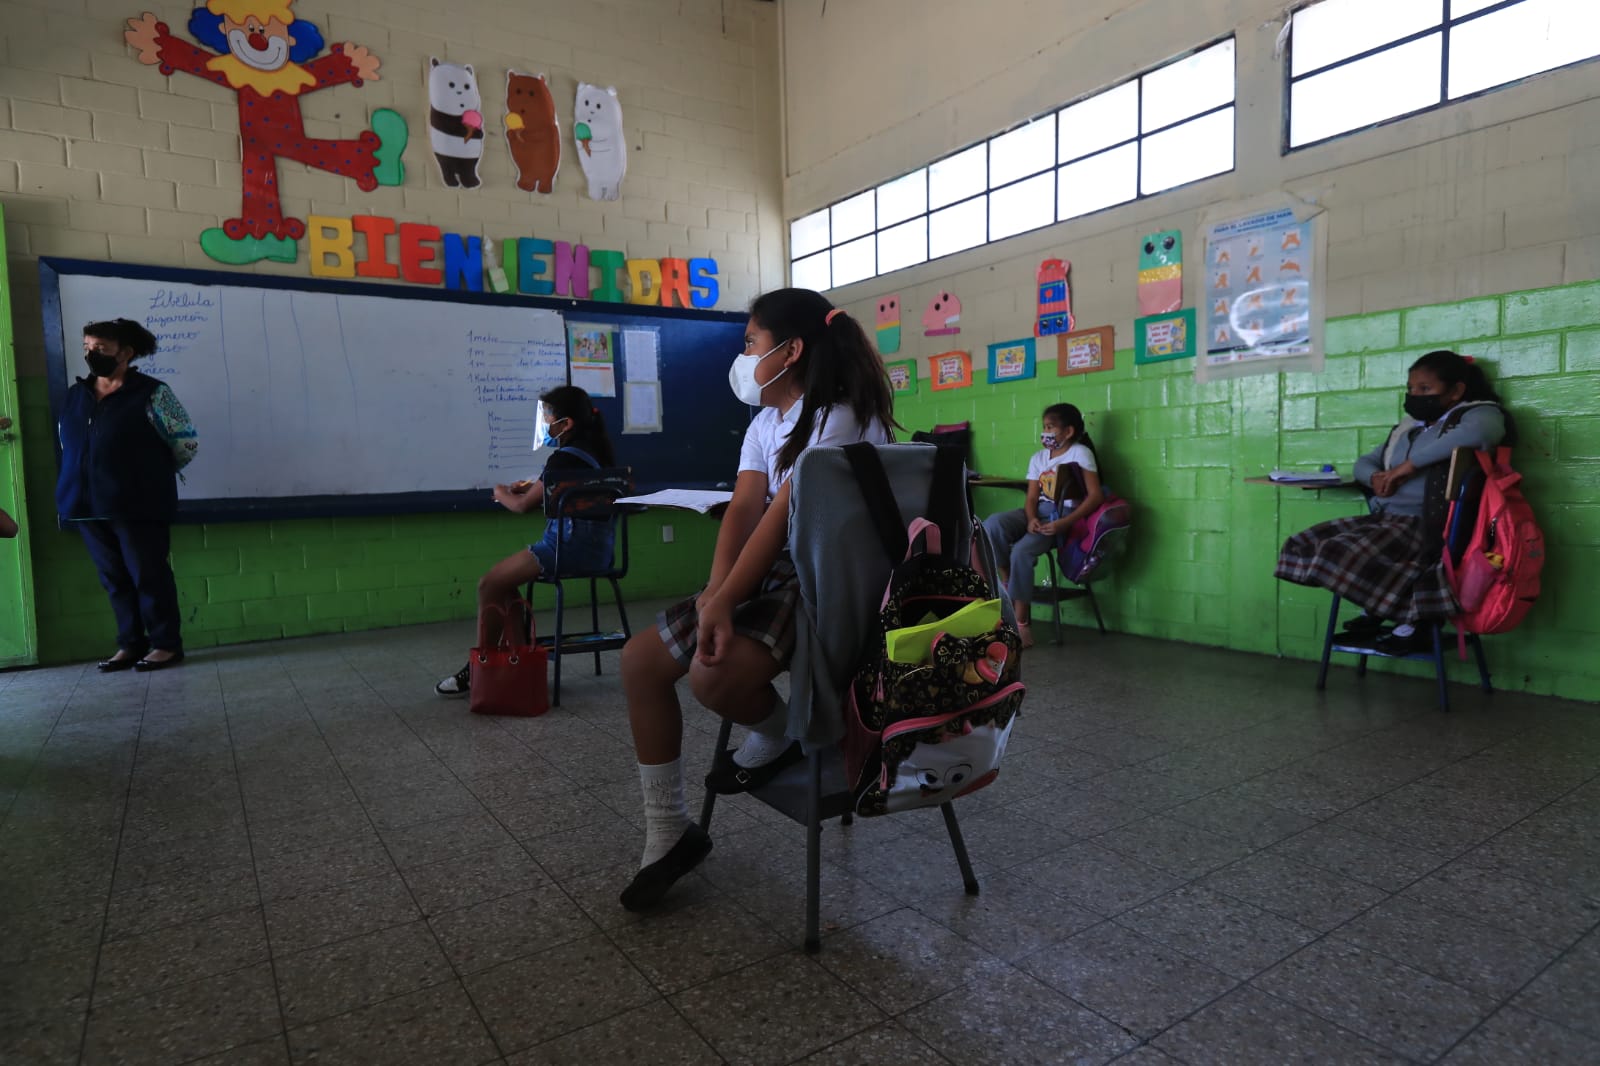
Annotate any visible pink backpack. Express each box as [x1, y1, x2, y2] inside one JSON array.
[[1443, 448, 1545, 635]]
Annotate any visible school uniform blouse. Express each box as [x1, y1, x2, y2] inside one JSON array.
[[738, 401, 892, 501], [1352, 404, 1505, 519]]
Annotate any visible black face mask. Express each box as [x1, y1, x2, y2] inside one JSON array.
[[1402, 393, 1452, 423], [85, 353, 119, 378]]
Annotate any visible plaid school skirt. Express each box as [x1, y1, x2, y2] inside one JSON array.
[[657, 555, 801, 667], [1275, 513, 1457, 623]]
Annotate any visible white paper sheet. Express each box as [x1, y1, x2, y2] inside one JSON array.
[[623, 380, 662, 434], [623, 329, 660, 382], [616, 489, 734, 513]]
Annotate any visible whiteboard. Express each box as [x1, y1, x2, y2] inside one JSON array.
[[53, 274, 567, 501]]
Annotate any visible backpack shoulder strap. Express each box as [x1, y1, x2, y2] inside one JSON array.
[[558, 446, 601, 469], [925, 442, 968, 561], [844, 443, 910, 564]]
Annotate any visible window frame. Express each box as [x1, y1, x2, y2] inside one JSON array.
[[1283, 0, 1600, 152], [788, 34, 1237, 290]]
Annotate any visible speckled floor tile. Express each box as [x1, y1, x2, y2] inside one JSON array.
[[274, 920, 455, 1025], [254, 835, 396, 901], [1333, 895, 1557, 998], [104, 862, 261, 942], [1152, 985, 1406, 1065], [910, 869, 1099, 962], [1199, 851, 1389, 931], [81, 963, 281, 1066], [611, 897, 789, 993], [1268, 821, 1449, 892], [1402, 859, 1600, 950], [1012, 840, 1181, 916], [94, 907, 270, 1003], [463, 932, 657, 1052], [1441, 1006, 1600, 1064], [1166, 789, 1318, 847], [285, 983, 498, 1066], [503, 999, 720, 1065], [817, 907, 1004, 1014], [263, 871, 421, 955], [1117, 885, 1319, 979], [1513, 929, 1600, 1039], [379, 810, 518, 869], [1094, 812, 1258, 879], [791, 1019, 953, 1064], [426, 884, 596, 974], [400, 842, 550, 916]]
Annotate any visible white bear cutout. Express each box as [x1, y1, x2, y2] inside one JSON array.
[[573, 82, 626, 201], [427, 58, 485, 189]]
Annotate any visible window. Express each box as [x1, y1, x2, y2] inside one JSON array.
[[1288, 0, 1600, 149], [788, 38, 1236, 289]]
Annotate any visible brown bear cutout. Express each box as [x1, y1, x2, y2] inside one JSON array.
[[505, 70, 560, 194]]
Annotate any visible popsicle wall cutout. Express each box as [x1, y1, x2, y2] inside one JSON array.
[[1138, 229, 1183, 315], [1034, 259, 1074, 337], [427, 58, 485, 188], [574, 82, 627, 200], [875, 294, 902, 354], [504, 71, 560, 194], [124, 1, 407, 266], [922, 291, 962, 337]]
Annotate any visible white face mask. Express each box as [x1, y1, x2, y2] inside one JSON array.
[[728, 340, 791, 407]]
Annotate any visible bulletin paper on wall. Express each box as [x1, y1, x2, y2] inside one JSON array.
[[621, 329, 661, 434], [1196, 193, 1327, 382], [568, 322, 618, 397]]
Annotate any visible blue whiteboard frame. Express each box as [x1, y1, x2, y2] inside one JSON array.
[[40, 257, 749, 523]]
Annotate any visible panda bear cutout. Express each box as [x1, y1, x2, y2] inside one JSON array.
[[427, 58, 484, 188], [573, 82, 627, 201], [504, 71, 560, 194]]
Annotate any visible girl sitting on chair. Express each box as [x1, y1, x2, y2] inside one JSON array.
[[616, 287, 897, 912], [1275, 350, 1512, 655], [435, 386, 616, 697], [981, 402, 1104, 648]]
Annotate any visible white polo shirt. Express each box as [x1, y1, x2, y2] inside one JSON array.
[[738, 401, 891, 499]]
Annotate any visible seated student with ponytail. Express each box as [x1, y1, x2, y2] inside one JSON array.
[[615, 288, 897, 912], [1276, 350, 1513, 655], [435, 386, 617, 697]]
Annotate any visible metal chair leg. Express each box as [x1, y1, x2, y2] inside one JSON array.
[[699, 718, 733, 833], [551, 580, 565, 706], [611, 577, 632, 640], [1470, 634, 1493, 693], [940, 802, 980, 896], [1046, 552, 1063, 645], [1085, 582, 1107, 636], [805, 752, 823, 953], [591, 578, 603, 675], [1316, 594, 1340, 690], [1431, 623, 1451, 713]]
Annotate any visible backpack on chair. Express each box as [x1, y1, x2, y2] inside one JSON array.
[[1050, 461, 1132, 584], [1443, 446, 1545, 637], [841, 443, 1026, 818]]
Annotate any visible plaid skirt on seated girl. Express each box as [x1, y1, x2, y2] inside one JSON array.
[[657, 555, 800, 667], [1275, 513, 1457, 623]]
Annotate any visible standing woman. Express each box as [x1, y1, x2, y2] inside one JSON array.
[[57, 319, 199, 671]]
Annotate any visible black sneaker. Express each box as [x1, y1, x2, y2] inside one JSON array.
[[435, 663, 471, 697]]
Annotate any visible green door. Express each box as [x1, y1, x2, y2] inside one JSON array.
[[0, 203, 39, 666]]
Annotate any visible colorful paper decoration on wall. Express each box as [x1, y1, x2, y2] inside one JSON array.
[[574, 82, 627, 200], [567, 323, 618, 397], [885, 359, 916, 394], [1134, 309, 1197, 364], [922, 291, 962, 336], [1197, 194, 1326, 382], [1137, 230, 1183, 316], [1058, 326, 1115, 377], [1034, 259, 1074, 336], [929, 350, 972, 391], [505, 71, 560, 194], [875, 294, 901, 354], [427, 58, 485, 188], [124, 3, 407, 266], [987, 338, 1037, 383]]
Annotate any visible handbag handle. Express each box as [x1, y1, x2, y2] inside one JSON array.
[[477, 598, 537, 660]]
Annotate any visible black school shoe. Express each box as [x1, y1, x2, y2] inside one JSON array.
[[1374, 628, 1435, 657], [97, 647, 147, 673], [1341, 613, 1386, 636], [704, 741, 804, 795], [133, 650, 185, 672], [619, 824, 713, 912]]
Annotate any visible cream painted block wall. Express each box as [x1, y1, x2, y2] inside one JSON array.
[[0, 0, 784, 377], [781, 0, 1600, 335]]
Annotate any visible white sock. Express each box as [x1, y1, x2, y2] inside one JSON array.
[[1392, 623, 1415, 637], [638, 759, 692, 868], [732, 697, 791, 769]]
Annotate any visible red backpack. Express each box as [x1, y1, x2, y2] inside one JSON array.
[[1443, 447, 1545, 635]]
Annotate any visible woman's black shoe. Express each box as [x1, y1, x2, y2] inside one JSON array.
[[620, 825, 712, 912], [133, 650, 185, 672], [704, 741, 804, 795], [1374, 629, 1433, 657], [97, 648, 147, 672], [1341, 614, 1385, 636]]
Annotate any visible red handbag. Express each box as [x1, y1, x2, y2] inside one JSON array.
[[468, 604, 549, 717]]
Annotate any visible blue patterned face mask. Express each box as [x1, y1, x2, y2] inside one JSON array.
[[1040, 433, 1058, 449]]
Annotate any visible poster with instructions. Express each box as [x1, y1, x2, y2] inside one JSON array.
[[1197, 193, 1327, 382]]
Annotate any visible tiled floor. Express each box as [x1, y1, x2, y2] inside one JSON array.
[[2, 612, 1598, 1065]]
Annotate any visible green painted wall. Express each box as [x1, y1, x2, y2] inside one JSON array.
[[18, 279, 1599, 700], [896, 280, 1600, 702]]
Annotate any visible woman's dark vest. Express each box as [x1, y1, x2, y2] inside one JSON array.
[[55, 371, 178, 523]]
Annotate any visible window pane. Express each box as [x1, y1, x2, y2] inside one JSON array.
[[878, 216, 928, 274], [1448, 0, 1600, 98], [1290, 33, 1442, 146], [790, 209, 829, 259], [1140, 107, 1234, 194], [1058, 81, 1138, 163], [877, 169, 927, 227], [1450, 0, 1501, 17], [989, 118, 1056, 187], [791, 250, 830, 292], [928, 196, 987, 259], [929, 144, 987, 209], [1057, 143, 1137, 221], [831, 234, 875, 288], [1291, 0, 1441, 77], [988, 172, 1054, 241], [830, 190, 875, 244], [1141, 38, 1236, 132]]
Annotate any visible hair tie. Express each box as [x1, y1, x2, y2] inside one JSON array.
[[825, 308, 842, 325], [1462, 355, 1475, 364], [591, 407, 599, 415]]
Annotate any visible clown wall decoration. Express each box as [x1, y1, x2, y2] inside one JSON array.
[[124, 1, 407, 266]]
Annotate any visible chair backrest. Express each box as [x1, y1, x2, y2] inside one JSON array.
[[542, 466, 635, 521], [911, 421, 973, 471]]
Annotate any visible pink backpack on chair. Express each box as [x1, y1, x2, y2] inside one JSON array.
[[1443, 447, 1545, 636]]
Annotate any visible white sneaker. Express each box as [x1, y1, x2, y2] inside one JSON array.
[[435, 664, 470, 697]]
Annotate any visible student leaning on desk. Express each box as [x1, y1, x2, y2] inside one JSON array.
[[1275, 350, 1513, 656], [614, 287, 898, 912]]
